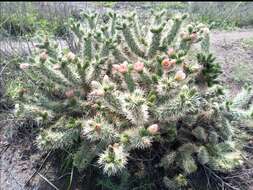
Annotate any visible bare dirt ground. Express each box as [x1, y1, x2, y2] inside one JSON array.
[[210, 29, 253, 95], [1, 29, 253, 190]]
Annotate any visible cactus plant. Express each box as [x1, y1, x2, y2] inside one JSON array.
[[7, 10, 249, 188]]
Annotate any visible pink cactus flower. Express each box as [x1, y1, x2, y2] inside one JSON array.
[[133, 61, 144, 72], [190, 32, 197, 42], [118, 61, 128, 74], [147, 124, 160, 135], [19, 63, 30, 70], [175, 70, 186, 81], [167, 48, 175, 57], [103, 75, 110, 83], [162, 58, 172, 70], [65, 89, 75, 98]]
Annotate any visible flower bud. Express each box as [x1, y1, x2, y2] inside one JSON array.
[[94, 124, 101, 134], [147, 124, 160, 135], [174, 14, 181, 21], [190, 32, 197, 42], [175, 70, 186, 81], [191, 64, 202, 72], [180, 31, 188, 39], [19, 63, 30, 70], [142, 138, 152, 146], [103, 75, 110, 83], [39, 52, 48, 62], [53, 64, 61, 70], [112, 143, 120, 149], [167, 48, 175, 57]]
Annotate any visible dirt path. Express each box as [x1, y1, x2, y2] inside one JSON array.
[[210, 29, 253, 94], [211, 29, 253, 43], [1, 29, 253, 190]]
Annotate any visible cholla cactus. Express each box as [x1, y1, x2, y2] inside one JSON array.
[[98, 143, 129, 176], [225, 84, 253, 121], [7, 10, 249, 187]]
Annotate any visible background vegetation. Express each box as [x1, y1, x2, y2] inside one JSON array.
[[1, 2, 253, 38]]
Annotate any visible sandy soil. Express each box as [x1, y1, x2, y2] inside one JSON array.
[[210, 29, 253, 95]]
